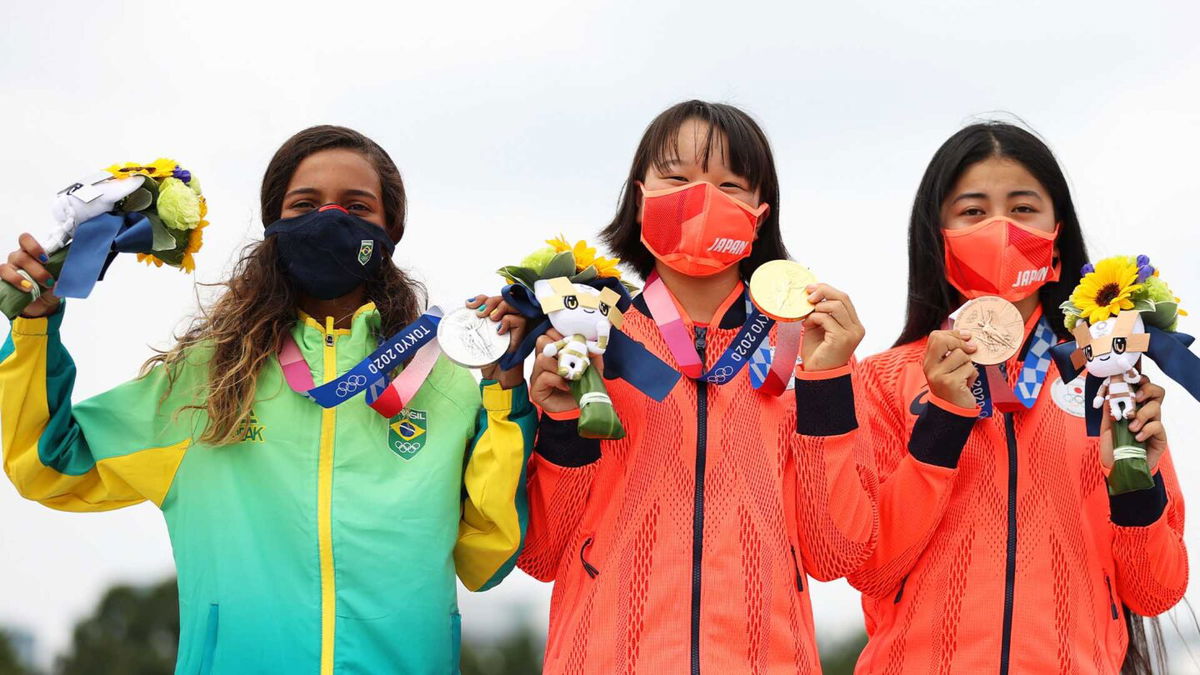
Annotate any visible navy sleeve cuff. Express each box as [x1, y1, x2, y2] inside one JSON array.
[[1110, 471, 1168, 527], [535, 415, 601, 467], [794, 373, 858, 437], [908, 402, 976, 469]]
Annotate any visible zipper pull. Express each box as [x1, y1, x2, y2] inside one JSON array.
[[324, 316, 336, 347], [580, 538, 599, 579], [694, 326, 707, 356]]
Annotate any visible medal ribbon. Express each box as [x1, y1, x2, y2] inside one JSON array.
[[967, 315, 1056, 417], [643, 272, 795, 392], [279, 307, 444, 417]]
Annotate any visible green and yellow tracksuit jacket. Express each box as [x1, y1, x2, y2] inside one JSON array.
[[0, 303, 536, 674]]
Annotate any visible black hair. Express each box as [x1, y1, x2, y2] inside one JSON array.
[[600, 100, 788, 280], [895, 121, 1088, 346], [899, 121, 1170, 673]]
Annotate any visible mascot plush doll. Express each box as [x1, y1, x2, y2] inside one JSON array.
[[1053, 255, 1200, 494], [497, 237, 680, 440]]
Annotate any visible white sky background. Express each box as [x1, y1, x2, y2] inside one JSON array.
[[2, 0, 1200, 668]]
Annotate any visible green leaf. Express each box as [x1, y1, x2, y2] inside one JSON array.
[[1132, 298, 1156, 313], [140, 175, 160, 208], [541, 251, 577, 279], [1144, 301, 1179, 331], [497, 266, 538, 288], [146, 213, 177, 251], [569, 266, 598, 283], [120, 187, 153, 213]]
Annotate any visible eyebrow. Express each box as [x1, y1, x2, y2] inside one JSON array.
[[283, 187, 379, 200], [950, 189, 1044, 204]]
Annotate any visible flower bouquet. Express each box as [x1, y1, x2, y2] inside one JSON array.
[[1, 159, 207, 320], [1059, 255, 1185, 494]]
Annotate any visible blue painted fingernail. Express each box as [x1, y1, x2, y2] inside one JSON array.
[[44, 276, 55, 286], [39, 254, 49, 263], [477, 306, 487, 313]]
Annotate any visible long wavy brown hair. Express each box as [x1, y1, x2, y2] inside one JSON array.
[[143, 125, 425, 446]]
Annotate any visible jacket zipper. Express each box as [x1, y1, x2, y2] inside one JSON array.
[[999, 412, 1018, 675], [318, 319, 338, 675], [789, 545, 805, 593], [580, 537, 599, 579], [1104, 574, 1119, 620], [691, 327, 708, 675], [893, 575, 907, 604]]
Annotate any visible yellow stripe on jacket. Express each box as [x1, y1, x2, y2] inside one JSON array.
[[454, 381, 536, 591], [0, 312, 188, 511]]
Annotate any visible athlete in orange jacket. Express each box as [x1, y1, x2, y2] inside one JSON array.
[[850, 122, 1187, 674], [520, 101, 878, 674]]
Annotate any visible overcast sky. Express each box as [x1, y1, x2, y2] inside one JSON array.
[[3, 0, 1199, 668]]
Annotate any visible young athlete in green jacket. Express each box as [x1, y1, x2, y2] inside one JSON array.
[[0, 125, 536, 674]]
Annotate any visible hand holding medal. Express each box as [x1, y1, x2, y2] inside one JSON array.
[[459, 295, 529, 388], [749, 260, 865, 376]]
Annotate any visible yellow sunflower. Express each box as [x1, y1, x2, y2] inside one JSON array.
[[592, 254, 622, 278], [544, 235, 622, 277], [105, 158, 179, 180], [545, 235, 572, 253], [1070, 256, 1142, 324], [178, 220, 206, 272]]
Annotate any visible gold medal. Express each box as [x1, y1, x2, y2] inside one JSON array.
[[749, 260, 818, 322], [953, 296, 1024, 365]]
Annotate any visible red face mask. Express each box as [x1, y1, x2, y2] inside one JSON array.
[[942, 217, 1061, 302], [639, 181, 769, 277]]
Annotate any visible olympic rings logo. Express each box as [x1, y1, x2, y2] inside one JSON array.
[[393, 441, 421, 454], [706, 366, 734, 384], [335, 374, 368, 397]]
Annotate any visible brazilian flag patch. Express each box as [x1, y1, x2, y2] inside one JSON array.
[[388, 408, 427, 460], [358, 240, 374, 266]]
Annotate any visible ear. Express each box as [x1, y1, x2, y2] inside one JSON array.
[[755, 204, 771, 234]]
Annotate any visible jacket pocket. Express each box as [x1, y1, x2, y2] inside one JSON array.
[[198, 603, 219, 675], [580, 536, 600, 579]]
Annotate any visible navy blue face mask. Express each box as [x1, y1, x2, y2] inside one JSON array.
[[264, 204, 396, 300]]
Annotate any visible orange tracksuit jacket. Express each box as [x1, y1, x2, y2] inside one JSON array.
[[850, 312, 1188, 674], [519, 289, 879, 674]]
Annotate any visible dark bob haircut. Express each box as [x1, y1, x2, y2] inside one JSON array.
[[600, 100, 788, 281], [895, 121, 1089, 346]]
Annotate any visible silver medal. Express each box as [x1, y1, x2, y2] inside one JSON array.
[[437, 306, 510, 368]]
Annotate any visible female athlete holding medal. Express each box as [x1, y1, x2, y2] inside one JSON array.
[[848, 122, 1187, 673], [519, 100, 878, 673], [0, 125, 536, 673]]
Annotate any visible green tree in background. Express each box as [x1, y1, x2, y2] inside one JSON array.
[[0, 630, 36, 675], [54, 579, 178, 675], [820, 629, 868, 674], [461, 622, 543, 675]]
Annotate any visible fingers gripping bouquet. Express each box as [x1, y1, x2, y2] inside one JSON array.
[[1052, 255, 1200, 494], [498, 237, 678, 440], [1, 159, 207, 319]]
